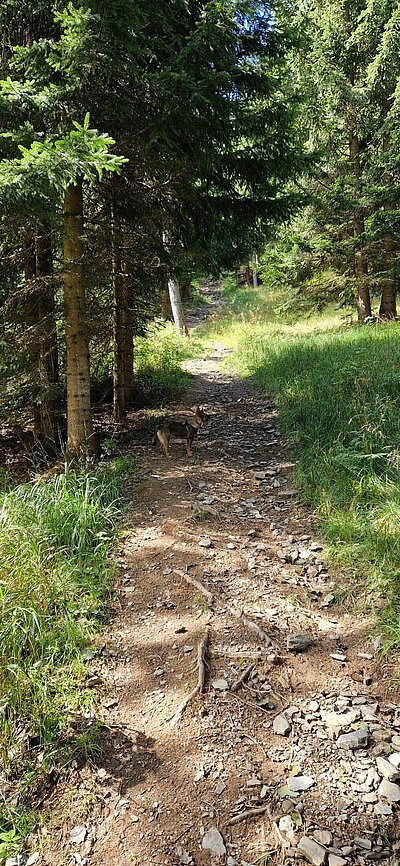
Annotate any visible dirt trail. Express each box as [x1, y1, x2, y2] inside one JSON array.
[[45, 302, 399, 866]]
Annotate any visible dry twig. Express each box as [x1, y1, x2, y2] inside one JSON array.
[[228, 804, 271, 826], [169, 630, 210, 725], [231, 663, 254, 692]]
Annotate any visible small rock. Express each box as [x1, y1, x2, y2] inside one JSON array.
[[279, 815, 298, 844], [372, 728, 392, 743], [246, 776, 262, 788], [298, 836, 327, 866], [273, 714, 292, 736], [328, 856, 347, 866], [330, 653, 347, 662], [314, 831, 332, 847], [183, 644, 194, 653], [69, 826, 87, 845], [374, 802, 392, 816], [175, 846, 193, 865], [377, 778, 400, 801], [255, 471, 266, 480], [211, 678, 229, 691], [392, 734, 400, 747], [227, 543, 235, 550], [336, 729, 369, 750], [354, 838, 372, 850], [376, 756, 400, 781], [198, 536, 213, 548], [287, 633, 314, 653], [308, 701, 320, 713], [362, 792, 377, 803], [201, 826, 226, 858], [388, 752, 400, 768], [154, 668, 164, 677], [287, 775, 315, 792]]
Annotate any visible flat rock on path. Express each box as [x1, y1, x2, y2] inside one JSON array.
[[39, 303, 400, 866]]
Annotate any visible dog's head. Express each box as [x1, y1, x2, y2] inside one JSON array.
[[194, 406, 208, 427]]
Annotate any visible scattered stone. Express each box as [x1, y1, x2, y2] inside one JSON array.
[[273, 714, 292, 736], [328, 856, 347, 866], [336, 729, 369, 750], [376, 756, 400, 781], [279, 815, 299, 844], [308, 701, 320, 713], [287, 633, 314, 653], [330, 653, 347, 662], [392, 735, 400, 747], [388, 752, 400, 768], [211, 678, 229, 691], [297, 836, 327, 866], [372, 729, 392, 743], [362, 792, 377, 804], [354, 838, 372, 850], [377, 778, 400, 801], [154, 668, 164, 677], [69, 826, 87, 844], [198, 536, 213, 548], [314, 831, 332, 847], [183, 644, 194, 653], [175, 845, 193, 865], [374, 802, 392, 816], [255, 471, 266, 480], [201, 826, 226, 858], [227, 543, 235, 550], [287, 775, 315, 793], [246, 776, 262, 788]]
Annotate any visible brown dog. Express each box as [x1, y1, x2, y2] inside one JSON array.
[[153, 406, 207, 458]]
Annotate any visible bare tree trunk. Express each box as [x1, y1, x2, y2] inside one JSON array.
[[162, 230, 187, 336], [63, 179, 95, 458], [168, 276, 186, 336], [160, 286, 171, 320], [23, 232, 42, 434], [112, 205, 134, 421], [349, 134, 372, 322]]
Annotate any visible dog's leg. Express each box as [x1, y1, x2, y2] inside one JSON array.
[[157, 429, 170, 458]]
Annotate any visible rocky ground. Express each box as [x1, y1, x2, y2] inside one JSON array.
[[27, 296, 400, 866]]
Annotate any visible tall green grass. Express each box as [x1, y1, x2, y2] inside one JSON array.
[[204, 276, 400, 645], [0, 461, 131, 861], [232, 321, 400, 642]]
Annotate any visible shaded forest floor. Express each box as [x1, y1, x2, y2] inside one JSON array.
[[39, 290, 400, 866]]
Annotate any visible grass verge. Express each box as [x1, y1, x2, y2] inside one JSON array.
[[0, 458, 134, 862], [204, 277, 400, 647]]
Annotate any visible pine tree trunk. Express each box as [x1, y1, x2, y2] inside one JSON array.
[[63, 180, 95, 458], [168, 276, 186, 336]]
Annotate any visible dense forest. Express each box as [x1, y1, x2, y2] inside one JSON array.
[[2, 2, 400, 861]]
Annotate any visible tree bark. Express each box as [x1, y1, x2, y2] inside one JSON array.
[[168, 276, 186, 335], [63, 179, 95, 458]]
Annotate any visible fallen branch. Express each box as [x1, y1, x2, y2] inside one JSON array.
[[231, 663, 254, 693], [173, 568, 214, 603], [228, 804, 271, 826]]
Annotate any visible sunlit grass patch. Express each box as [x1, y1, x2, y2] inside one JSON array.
[[0, 460, 131, 861]]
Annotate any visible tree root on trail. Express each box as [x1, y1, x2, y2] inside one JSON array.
[[173, 570, 276, 648], [230, 662, 254, 692], [173, 568, 213, 603], [228, 804, 271, 826], [169, 630, 209, 726]]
